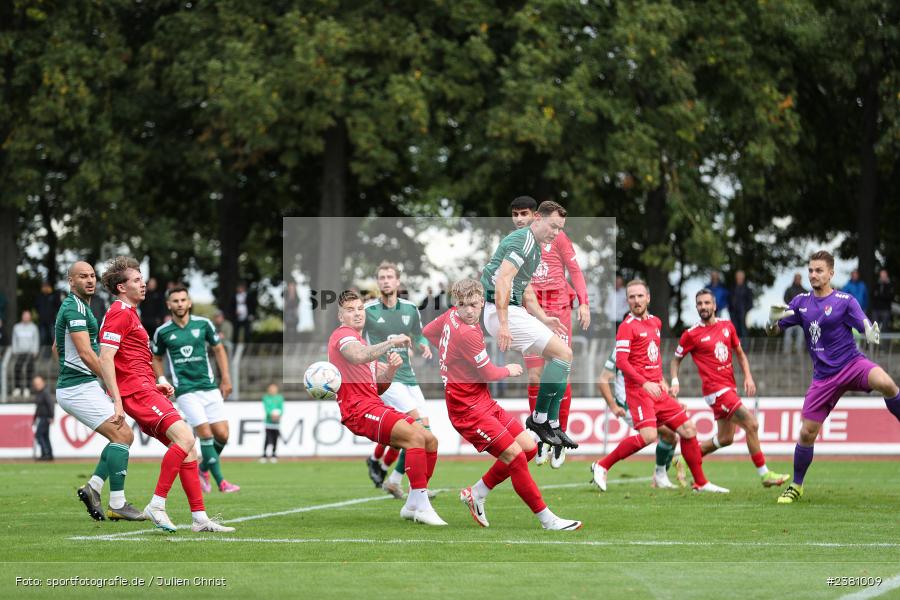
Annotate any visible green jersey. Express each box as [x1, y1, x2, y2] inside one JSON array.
[[151, 315, 221, 396], [603, 349, 627, 409], [262, 393, 284, 428], [481, 227, 542, 306], [55, 293, 99, 389], [363, 297, 427, 386]]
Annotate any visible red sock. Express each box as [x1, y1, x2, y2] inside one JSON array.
[[179, 460, 205, 512], [524, 446, 538, 462], [527, 384, 539, 414], [680, 436, 709, 487], [373, 444, 386, 460], [599, 434, 646, 471], [383, 447, 399, 467], [425, 451, 437, 482], [154, 444, 187, 498], [508, 453, 547, 513], [559, 384, 572, 430], [750, 451, 766, 469], [482, 459, 509, 489], [404, 447, 427, 490]]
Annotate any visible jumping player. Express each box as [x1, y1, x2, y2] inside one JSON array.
[[510, 196, 590, 469], [671, 288, 789, 487], [328, 290, 445, 525], [590, 279, 728, 494], [767, 250, 900, 503], [98, 256, 234, 532], [423, 278, 581, 530]]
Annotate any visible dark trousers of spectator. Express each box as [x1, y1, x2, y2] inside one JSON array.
[[38, 322, 54, 347], [264, 429, 279, 457], [234, 320, 252, 344], [14, 354, 35, 391], [732, 311, 748, 339], [35, 417, 52, 459], [872, 309, 892, 332]]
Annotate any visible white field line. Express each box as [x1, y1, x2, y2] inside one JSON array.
[[68, 477, 649, 542], [839, 574, 900, 600]]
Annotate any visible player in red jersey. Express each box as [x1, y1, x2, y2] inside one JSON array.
[[670, 289, 789, 487], [511, 197, 590, 469], [422, 278, 581, 530], [98, 257, 234, 533], [327, 290, 446, 526], [590, 279, 729, 493]]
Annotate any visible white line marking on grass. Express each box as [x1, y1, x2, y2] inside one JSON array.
[[840, 574, 900, 599]]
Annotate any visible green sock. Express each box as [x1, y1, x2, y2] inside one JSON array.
[[93, 445, 110, 480], [542, 358, 571, 420], [105, 443, 130, 493], [394, 449, 406, 474], [656, 439, 675, 469], [214, 438, 226, 456], [200, 438, 225, 485]]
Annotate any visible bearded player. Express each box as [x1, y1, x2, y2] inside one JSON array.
[[766, 250, 900, 504], [590, 279, 728, 494], [328, 290, 445, 525], [510, 196, 590, 469], [98, 256, 234, 533], [670, 288, 789, 487], [423, 278, 581, 530]]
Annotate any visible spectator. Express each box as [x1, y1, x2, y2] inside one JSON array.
[[11, 310, 39, 397], [872, 269, 894, 332], [783, 273, 807, 353], [32, 375, 54, 461], [728, 270, 753, 339], [418, 286, 436, 325], [34, 281, 59, 347], [140, 277, 166, 338], [232, 281, 257, 344], [284, 281, 300, 340], [212, 310, 234, 355], [613, 275, 628, 325], [261, 383, 284, 463], [707, 271, 729, 317], [0, 289, 6, 345], [842, 270, 869, 313], [434, 282, 448, 313]]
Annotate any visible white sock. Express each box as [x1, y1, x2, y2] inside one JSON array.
[[387, 469, 403, 486], [472, 479, 491, 500], [532, 411, 548, 424], [549, 419, 560, 429], [655, 464, 667, 476], [88, 475, 104, 493], [191, 510, 209, 523], [535, 507, 557, 526], [757, 465, 769, 476], [150, 494, 166, 509], [411, 488, 431, 511], [109, 490, 125, 509]]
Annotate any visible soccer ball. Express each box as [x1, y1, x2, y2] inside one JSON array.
[[304, 361, 341, 400]]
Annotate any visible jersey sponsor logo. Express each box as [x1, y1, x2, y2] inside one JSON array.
[[714, 341, 729, 363], [647, 340, 659, 363], [401, 315, 410, 326], [824, 305, 832, 317], [179, 346, 194, 358], [69, 319, 86, 327], [809, 320, 821, 346], [102, 331, 121, 342], [192, 329, 201, 338]]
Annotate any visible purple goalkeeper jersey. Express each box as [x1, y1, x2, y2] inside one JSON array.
[[778, 289, 868, 380]]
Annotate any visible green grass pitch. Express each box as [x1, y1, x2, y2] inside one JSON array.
[[1, 457, 897, 599]]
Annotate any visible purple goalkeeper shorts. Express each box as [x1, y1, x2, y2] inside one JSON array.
[[802, 356, 878, 422]]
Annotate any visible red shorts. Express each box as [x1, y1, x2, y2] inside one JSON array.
[[706, 389, 743, 421], [450, 400, 525, 458], [625, 386, 689, 431], [122, 388, 182, 445], [342, 402, 414, 446], [524, 305, 572, 369]]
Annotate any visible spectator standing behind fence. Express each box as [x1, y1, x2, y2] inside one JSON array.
[[284, 282, 300, 340], [35, 282, 59, 347], [728, 270, 753, 339], [418, 286, 436, 325], [613, 275, 628, 325], [842, 270, 869, 314], [708, 271, 729, 317], [231, 281, 257, 344], [783, 273, 807, 353], [261, 384, 284, 463], [0, 290, 6, 346], [212, 310, 234, 355], [12, 310, 40, 397], [140, 277, 166, 338], [32, 375, 54, 460], [872, 269, 894, 332]]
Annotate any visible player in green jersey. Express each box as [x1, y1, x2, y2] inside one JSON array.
[[481, 200, 575, 449], [597, 349, 686, 488], [55, 262, 146, 522], [363, 261, 433, 499], [152, 285, 238, 494]]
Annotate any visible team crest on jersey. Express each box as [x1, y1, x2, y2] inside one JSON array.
[[192, 329, 201, 338], [401, 315, 411, 326], [180, 346, 194, 358], [824, 305, 832, 317], [714, 341, 729, 363], [534, 261, 549, 279], [809, 320, 821, 345], [647, 340, 659, 363]]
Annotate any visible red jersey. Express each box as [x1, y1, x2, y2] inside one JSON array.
[[99, 299, 155, 396], [529, 231, 589, 309], [327, 325, 379, 419], [422, 309, 509, 411], [674, 319, 740, 395], [615, 313, 663, 388]]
